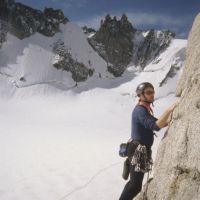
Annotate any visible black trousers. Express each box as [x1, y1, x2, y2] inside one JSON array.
[[119, 140, 147, 200], [119, 165, 144, 200]]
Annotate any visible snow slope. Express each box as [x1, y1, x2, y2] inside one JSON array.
[[0, 23, 187, 200], [0, 22, 109, 98]]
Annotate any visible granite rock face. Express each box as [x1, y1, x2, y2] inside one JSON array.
[[135, 13, 200, 200]]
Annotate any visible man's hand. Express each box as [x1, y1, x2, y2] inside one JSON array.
[[156, 100, 180, 129], [168, 101, 179, 112]]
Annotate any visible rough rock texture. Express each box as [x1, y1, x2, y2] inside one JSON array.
[[88, 14, 136, 77], [132, 29, 175, 68], [135, 13, 200, 200], [53, 39, 94, 82], [88, 14, 175, 77], [0, 20, 8, 47], [0, 0, 68, 39]]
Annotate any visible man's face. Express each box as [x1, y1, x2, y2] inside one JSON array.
[[141, 87, 155, 103]]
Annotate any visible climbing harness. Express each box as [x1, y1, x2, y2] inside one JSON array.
[[131, 144, 153, 173], [130, 143, 152, 200]]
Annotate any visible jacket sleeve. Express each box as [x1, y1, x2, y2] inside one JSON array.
[[137, 107, 160, 131]]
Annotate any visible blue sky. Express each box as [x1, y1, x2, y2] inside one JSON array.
[[16, 0, 200, 38]]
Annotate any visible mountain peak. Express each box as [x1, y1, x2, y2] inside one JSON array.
[[88, 14, 175, 76], [0, 0, 69, 39], [100, 14, 135, 34]]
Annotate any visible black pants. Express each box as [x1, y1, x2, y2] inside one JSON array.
[[119, 165, 144, 200], [119, 140, 147, 200]]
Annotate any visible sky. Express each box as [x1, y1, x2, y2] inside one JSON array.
[[14, 0, 200, 39]]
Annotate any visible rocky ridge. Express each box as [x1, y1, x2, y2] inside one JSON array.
[[0, 0, 68, 39], [0, 1, 180, 83], [88, 14, 175, 76]]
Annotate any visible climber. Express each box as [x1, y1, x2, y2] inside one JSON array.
[[119, 82, 178, 200]]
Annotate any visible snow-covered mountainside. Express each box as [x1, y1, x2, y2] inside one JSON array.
[[1, 1, 177, 81], [0, 37, 187, 200], [0, 16, 186, 98], [0, 22, 111, 98]]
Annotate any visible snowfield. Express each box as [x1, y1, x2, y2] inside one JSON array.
[[0, 91, 177, 200], [0, 22, 187, 200]]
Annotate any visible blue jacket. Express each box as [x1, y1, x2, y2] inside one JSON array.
[[131, 105, 160, 147]]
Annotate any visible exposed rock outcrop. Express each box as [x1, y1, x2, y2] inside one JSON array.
[[135, 13, 200, 200], [0, 20, 8, 47], [0, 0, 68, 39], [53, 39, 94, 82], [88, 14, 175, 77], [132, 29, 175, 68], [88, 14, 136, 77]]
